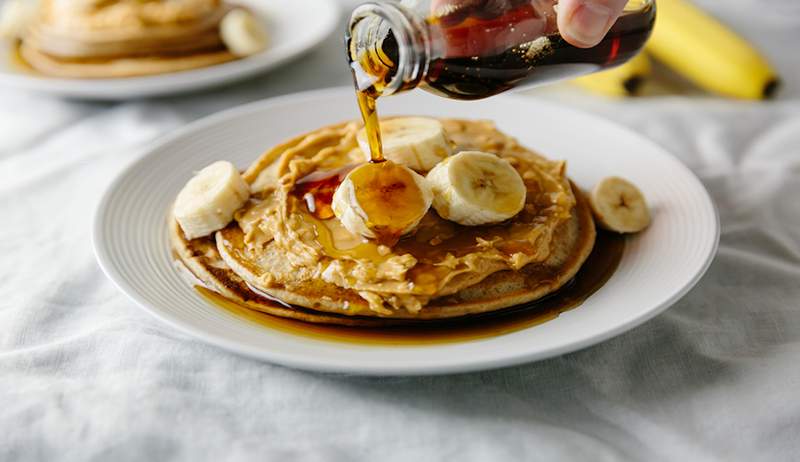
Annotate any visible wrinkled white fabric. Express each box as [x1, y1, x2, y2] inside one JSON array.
[[1, 0, 799, 460]]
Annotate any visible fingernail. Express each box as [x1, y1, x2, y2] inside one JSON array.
[[567, 2, 613, 46]]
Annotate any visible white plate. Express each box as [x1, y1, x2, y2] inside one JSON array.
[[0, 0, 339, 99], [93, 87, 719, 375]]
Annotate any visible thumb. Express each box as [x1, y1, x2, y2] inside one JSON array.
[[557, 0, 629, 48]]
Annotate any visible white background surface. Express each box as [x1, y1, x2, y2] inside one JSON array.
[[2, 0, 799, 460]]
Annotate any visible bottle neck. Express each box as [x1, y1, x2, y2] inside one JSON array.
[[347, 2, 429, 97]]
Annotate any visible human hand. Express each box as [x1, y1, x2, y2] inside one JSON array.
[[557, 0, 629, 48]]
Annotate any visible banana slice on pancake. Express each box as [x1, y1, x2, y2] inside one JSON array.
[[589, 177, 651, 233], [174, 161, 251, 240], [427, 151, 527, 226], [220, 8, 268, 57], [357, 117, 452, 172], [332, 160, 433, 242]]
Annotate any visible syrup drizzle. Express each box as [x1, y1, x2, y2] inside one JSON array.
[[356, 91, 384, 163], [292, 164, 355, 220]]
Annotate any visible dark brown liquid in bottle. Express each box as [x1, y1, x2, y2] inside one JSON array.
[[198, 230, 625, 345], [423, 4, 655, 98], [350, 3, 655, 100]]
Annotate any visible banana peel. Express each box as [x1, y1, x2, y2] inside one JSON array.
[[646, 0, 779, 100], [572, 51, 652, 97]]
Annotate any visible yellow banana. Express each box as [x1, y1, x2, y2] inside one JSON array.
[[646, 0, 779, 99], [572, 51, 652, 97]]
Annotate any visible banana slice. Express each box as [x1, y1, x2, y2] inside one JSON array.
[[332, 161, 433, 242], [426, 151, 526, 226], [0, 0, 39, 39], [589, 177, 651, 233], [220, 8, 268, 57], [357, 117, 452, 172], [174, 161, 251, 240]]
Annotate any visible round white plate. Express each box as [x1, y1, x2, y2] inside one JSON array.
[[0, 0, 339, 99], [93, 87, 719, 375]]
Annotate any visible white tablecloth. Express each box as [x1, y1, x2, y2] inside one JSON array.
[[2, 1, 799, 460]]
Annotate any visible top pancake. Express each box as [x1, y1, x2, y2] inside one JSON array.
[[17, 0, 237, 78], [170, 118, 597, 324], [29, 0, 228, 58]]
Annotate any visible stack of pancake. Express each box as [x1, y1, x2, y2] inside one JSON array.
[[170, 119, 599, 326], [18, 0, 238, 78]]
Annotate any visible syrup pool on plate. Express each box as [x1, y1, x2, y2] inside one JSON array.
[[198, 231, 625, 345]]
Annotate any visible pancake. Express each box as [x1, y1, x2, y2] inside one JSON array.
[[15, 0, 240, 78], [42, 0, 222, 31], [19, 42, 235, 78], [170, 118, 597, 325], [27, 1, 229, 59], [171, 184, 595, 325]]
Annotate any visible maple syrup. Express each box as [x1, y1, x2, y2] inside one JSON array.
[[356, 91, 384, 163], [198, 230, 625, 345], [292, 164, 355, 220]]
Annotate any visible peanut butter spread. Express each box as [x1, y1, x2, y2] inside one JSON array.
[[224, 119, 576, 314]]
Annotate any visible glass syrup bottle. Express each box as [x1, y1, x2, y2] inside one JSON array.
[[346, 0, 655, 161]]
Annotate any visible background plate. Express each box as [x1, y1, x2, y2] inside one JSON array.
[[0, 0, 339, 99], [93, 87, 719, 375]]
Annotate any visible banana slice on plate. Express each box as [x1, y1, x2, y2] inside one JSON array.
[[589, 177, 651, 233], [357, 117, 452, 172], [174, 161, 251, 240], [220, 8, 268, 57], [427, 151, 526, 226], [332, 161, 433, 242]]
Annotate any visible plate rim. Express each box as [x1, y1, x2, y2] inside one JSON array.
[[92, 86, 720, 375], [0, 0, 340, 99]]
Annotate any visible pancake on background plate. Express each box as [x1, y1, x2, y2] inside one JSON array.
[[166, 117, 657, 326], [0, 0, 268, 78]]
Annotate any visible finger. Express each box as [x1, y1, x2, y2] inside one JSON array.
[[557, 0, 629, 48]]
